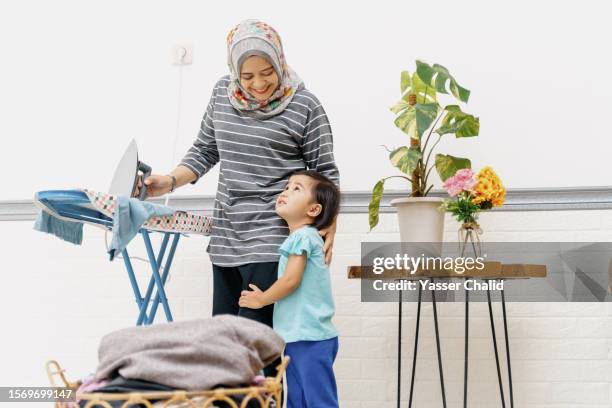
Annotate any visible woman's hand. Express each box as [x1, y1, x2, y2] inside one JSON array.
[[239, 284, 265, 309], [319, 217, 337, 265], [134, 175, 173, 199]]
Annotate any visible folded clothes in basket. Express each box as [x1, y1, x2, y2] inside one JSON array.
[[95, 315, 285, 391], [76, 375, 263, 408]]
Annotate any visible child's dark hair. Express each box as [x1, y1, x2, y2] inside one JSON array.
[[291, 170, 340, 230]]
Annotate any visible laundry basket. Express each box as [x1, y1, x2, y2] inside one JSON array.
[[46, 357, 289, 408]]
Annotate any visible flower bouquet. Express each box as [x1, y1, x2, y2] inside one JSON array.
[[442, 166, 505, 224], [442, 166, 506, 258]]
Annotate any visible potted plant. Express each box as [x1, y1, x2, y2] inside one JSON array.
[[369, 60, 480, 242]]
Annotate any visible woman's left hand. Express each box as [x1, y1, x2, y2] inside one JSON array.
[[319, 217, 337, 265]]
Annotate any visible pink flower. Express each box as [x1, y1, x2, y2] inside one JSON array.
[[456, 168, 478, 191], [443, 168, 476, 197], [443, 178, 462, 197], [454, 168, 473, 181]]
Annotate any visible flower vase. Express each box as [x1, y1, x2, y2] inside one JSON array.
[[458, 222, 483, 260]]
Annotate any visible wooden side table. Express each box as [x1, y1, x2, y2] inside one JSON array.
[[348, 263, 547, 408]]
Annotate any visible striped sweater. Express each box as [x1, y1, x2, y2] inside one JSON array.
[[180, 76, 340, 266]]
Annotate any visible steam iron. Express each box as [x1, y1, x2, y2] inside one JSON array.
[[108, 139, 152, 200]]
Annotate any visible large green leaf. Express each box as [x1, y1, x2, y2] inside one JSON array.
[[389, 146, 422, 175], [394, 106, 417, 138], [409, 72, 437, 103], [400, 71, 411, 94], [431, 63, 470, 103], [435, 154, 471, 181], [435, 105, 479, 137], [369, 179, 385, 230], [399, 61, 470, 107], [414, 60, 470, 103], [416, 60, 434, 87], [394, 103, 439, 140], [390, 100, 410, 115], [415, 103, 439, 139]]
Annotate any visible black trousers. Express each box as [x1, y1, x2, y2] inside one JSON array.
[[212, 262, 280, 377]]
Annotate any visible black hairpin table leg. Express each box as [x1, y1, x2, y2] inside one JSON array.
[[431, 279, 447, 408], [501, 287, 514, 408], [487, 286, 506, 408], [408, 283, 422, 408], [464, 283, 469, 408], [397, 288, 402, 408]]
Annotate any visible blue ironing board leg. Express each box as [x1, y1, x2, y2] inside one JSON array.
[[122, 248, 144, 311], [147, 233, 181, 324], [135, 233, 170, 325], [141, 230, 174, 323]]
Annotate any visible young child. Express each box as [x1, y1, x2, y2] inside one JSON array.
[[239, 170, 340, 408]]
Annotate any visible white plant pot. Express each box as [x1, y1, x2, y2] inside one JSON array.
[[390, 197, 445, 243]]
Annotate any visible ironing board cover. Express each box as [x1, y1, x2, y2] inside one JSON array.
[[84, 189, 212, 235], [35, 189, 212, 235]]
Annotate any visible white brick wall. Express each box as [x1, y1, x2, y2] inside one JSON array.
[[1, 209, 611, 407]]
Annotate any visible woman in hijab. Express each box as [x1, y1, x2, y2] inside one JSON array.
[[142, 19, 339, 335]]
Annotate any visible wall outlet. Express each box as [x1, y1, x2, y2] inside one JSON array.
[[172, 44, 193, 65]]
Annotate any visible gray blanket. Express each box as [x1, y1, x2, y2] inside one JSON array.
[[95, 315, 284, 390]]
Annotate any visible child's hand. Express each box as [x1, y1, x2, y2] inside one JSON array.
[[239, 284, 265, 309]]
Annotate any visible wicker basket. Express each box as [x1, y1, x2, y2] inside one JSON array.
[[46, 357, 289, 408]]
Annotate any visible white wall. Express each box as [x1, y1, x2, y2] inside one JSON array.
[[2, 1, 612, 407], [1, 210, 612, 407], [1, 0, 612, 200]]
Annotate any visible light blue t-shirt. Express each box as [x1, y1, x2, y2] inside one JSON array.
[[273, 225, 338, 343]]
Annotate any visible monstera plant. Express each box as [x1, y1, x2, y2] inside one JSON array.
[[368, 60, 480, 230]]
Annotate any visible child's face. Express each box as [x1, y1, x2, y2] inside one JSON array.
[[276, 175, 322, 224], [239, 56, 279, 102]]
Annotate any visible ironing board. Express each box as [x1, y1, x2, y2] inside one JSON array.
[[34, 189, 212, 326]]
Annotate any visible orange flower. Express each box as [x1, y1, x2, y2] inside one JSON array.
[[473, 166, 506, 207]]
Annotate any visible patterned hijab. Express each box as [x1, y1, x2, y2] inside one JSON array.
[[226, 20, 303, 119]]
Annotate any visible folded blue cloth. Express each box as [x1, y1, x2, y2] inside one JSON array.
[[108, 196, 175, 260], [34, 210, 84, 245]]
